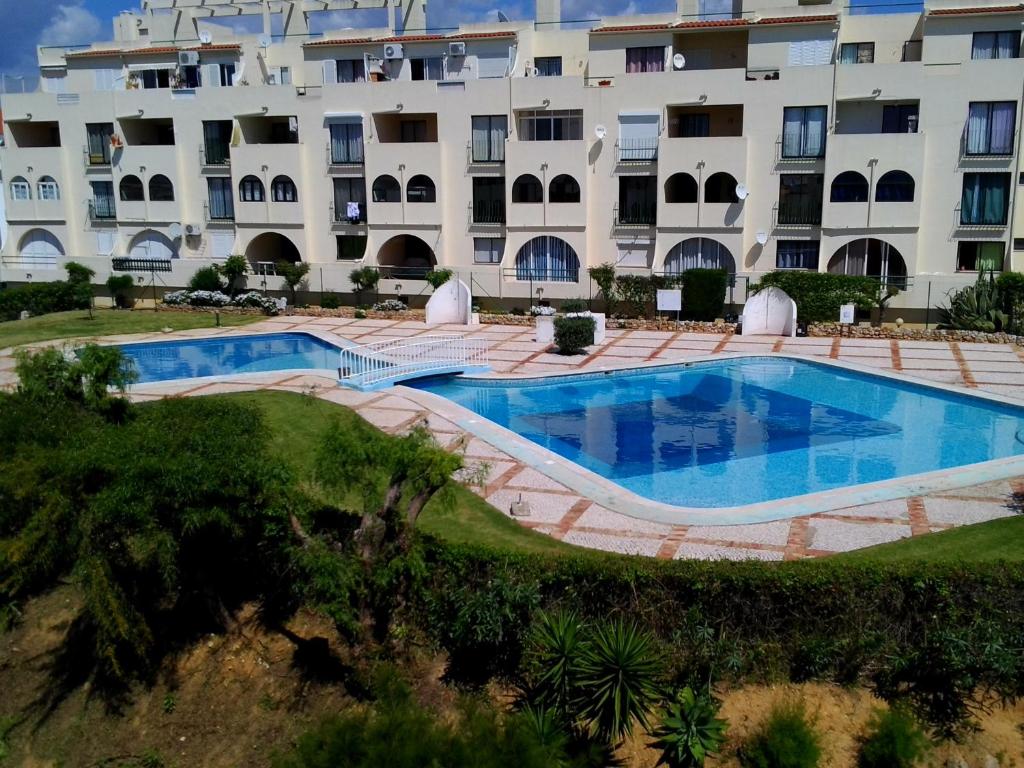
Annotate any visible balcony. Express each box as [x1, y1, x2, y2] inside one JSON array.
[[88, 199, 117, 222], [199, 142, 231, 171], [330, 200, 367, 226], [326, 141, 365, 169], [470, 199, 506, 226], [83, 144, 114, 170], [616, 138, 659, 164], [835, 62, 925, 102], [203, 201, 235, 223], [774, 200, 822, 228], [614, 201, 657, 228]]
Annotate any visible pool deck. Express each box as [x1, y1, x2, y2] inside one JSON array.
[[3, 314, 1022, 560]]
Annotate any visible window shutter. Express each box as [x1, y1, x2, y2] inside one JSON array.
[[202, 63, 221, 87], [323, 59, 338, 84], [95, 231, 116, 256], [477, 53, 508, 79]]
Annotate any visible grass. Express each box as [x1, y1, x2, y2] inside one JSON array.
[[0, 308, 263, 349], [835, 514, 1024, 563]]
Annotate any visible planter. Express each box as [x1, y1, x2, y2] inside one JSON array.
[[566, 311, 606, 344], [535, 315, 555, 344]]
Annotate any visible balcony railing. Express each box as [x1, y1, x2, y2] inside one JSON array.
[[466, 141, 506, 164], [774, 200, 823, 227], [960, 125, 1016, 159], [203, 201, 235, 222], [199, 143, 231, 167], [616, 137, 658, 163], [377, 265, 433, 280], [83, 145, 111, 168], [471, 199, 506, 224], [326, 142, 365, 166], [956, 203, 1008, 229], [330, 200, 367, 224], [88, 199, 116, 221], [776, 136, 826, 163], [614, 201, 657, 227], [502, 267, 580, 283]]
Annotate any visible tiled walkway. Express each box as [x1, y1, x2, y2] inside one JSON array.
[[2, 314, 1022, 560]]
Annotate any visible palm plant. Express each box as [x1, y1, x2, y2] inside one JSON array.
[[526, 610, 586, 715], [650, 687, 728, 768]]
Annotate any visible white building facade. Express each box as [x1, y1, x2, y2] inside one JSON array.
[[2, 0, 1023, 315]]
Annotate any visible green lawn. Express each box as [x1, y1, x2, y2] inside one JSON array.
[[0, 308, 263, 349], [835, 515, 1024, 563]]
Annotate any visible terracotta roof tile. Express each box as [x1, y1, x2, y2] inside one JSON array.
[[674, 18, 750, 29], [184, 43, 241, 52], [304, 30, 515, 47], [590, 23, 674, 34], [65, 46, 180, 58], [755, 14, 838, 25], [929, 4, 1023, 15], [594, 14, 835, 33]]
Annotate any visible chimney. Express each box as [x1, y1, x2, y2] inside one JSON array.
[[536, 0, 560, 28]]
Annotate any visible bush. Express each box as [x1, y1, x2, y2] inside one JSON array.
[[188, 266, 226, 292], [530, 305, 556, 316], [354, 308, 367, 319], [163, 289, 231, 308], [0, 280, 90, 321], [277, 261, 311, 305], [373, 299, 407, 312], [681, 269, 728, 322], [219, 255, 249, 297], [106, 274, 135, 308], [349, 266, 380, 294], [753, 272, 877, 323], [553, 315, 595, 355], [650, 687, 728, 768], [938, 271, 1008, 333], [740, 701, 822, 768], [233, 291, 279, 315], [857, 707, 930, 768], [320, 292, 342, 309], [996, 271, 1024, 333], [588, 263, 617, 315], [64, 261, 96, 285], [560, 299, 587, 313], [614, 274, 660, 318], [425, 268, 454, 290]]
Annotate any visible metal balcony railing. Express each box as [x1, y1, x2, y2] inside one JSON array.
[[471, 199, 506, 224], [776, 135, 826, 163], [330, 200, 367, 224], [960, 124, 1017, 159], [326, 141, 365, 166], [377, 265, 433, 280], [502, 267, 580, 283], [956, 203, 1008, 229], [88, 199, 116, 221], [466, 140, 506, 164], [203, 201, 235, 222], [83, 145, 111, 168], [199, 142, 231, 167], [614, 201, 657, 227], [774, 200, 823, 227], [616, 137, 658, 163]]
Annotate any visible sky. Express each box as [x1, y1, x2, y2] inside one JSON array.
[[0, 0, 922, 90]]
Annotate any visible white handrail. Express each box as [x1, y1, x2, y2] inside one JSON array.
[[339, 335, 490, 389]]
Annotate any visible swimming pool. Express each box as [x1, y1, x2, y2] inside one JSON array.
[[119, 332, 345, 383], [409, 357, 1024, 512]]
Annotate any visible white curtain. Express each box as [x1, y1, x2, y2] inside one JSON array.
[[665, 239, 735, 274], [515, 237, 579, 282]]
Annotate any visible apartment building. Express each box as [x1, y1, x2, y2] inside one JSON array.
[[1, 0, 1023, 315]]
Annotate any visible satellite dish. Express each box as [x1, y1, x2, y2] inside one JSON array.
[[496, 9, 510, 22], [257, 33, 272, 48], [594, 124, 607, 140], [756, 230, 768, 245], [198, 30, 212, 44], [168, 222, 183, 240], [735, 183, 749, 200], [673, 53, 686, 70]]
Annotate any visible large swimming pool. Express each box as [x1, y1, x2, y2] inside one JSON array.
[[409, 357, 1024, 508]]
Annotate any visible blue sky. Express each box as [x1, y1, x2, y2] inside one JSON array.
[[0, 0, 922, 87]]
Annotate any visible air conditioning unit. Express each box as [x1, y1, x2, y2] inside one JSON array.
[[185, 223, 202, 236], [449, 41, 466, 57], [383, 43, 404, 60], [178, 51, 199, 67]]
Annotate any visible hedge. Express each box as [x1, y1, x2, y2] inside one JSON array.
[[753, 271, 879, 323], [681, 268, 728, 321], [0, 280, 91, 322], [554, 315, 595, 355]]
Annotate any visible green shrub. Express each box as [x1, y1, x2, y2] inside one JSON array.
[[753, 272, 877, 323], [106, 274, 136, 308], [0, 280, 91, 321], [681, 269, 728, 322], [649, 687, 728, 768], [740, 701, 822, 768], [64, 261, 96, 285], [614, 274, 660, 318], [938, 271, 1008, 333], [354, 308, 367, 319], [219, 255, 249, 297], [349, 266, 380, 294], [320, 292, 342, 309], [857, 707, 930, 768], [188, 265, 226, 292], [277, 261, 310, 305], [560, 299, 587, 313], [588, 263, 617, 315], [996, 271, 1024, 333], [425, 268, 454, 290], [553, 315, 595, 355], [511, 307, 525, 316]]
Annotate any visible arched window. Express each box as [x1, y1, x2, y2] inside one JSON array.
[[875, 170, 915, 203], [271, 175, 297, 202], [512, 174, 543, 203], [828, 238, 908, 285], [239, 175, 265, 202], [119, 175, 144, 201], [665, 173, 698, 203], [514, 236, 580, 282], [36, 176, 60, 201], [10, 176, 31, 201], [664, 238, 736, 274], [549, 174, 580, 203], [704, 172, 739, 204], [148, 174, 174, 202], [406, 174, 436, 203], [830, 171, 869, 203], [18, 229, 64, 267], [129, 229, 178, 260], [372, 174, 401, 203]]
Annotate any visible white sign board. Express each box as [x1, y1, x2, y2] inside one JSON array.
[[839, 303, 856, 325], [656, 289, 682, 312]]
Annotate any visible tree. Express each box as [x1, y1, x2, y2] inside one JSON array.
[[106, 274, 135, 308], [588, 263, 617, 316], [277, 260, 310, 306], [15, 343, 137, 418], [65, 261, 96, 318], [188, 265, 226, 292], [349, 266, 381, 305], [218, 254, 249, 297]]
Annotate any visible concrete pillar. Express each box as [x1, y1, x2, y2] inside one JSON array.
[[536, 0, 560, 28]]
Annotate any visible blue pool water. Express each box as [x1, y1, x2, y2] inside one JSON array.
[[409, 357, 1024, 507], [119, 332, 344, 383]]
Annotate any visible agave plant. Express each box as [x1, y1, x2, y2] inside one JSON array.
[[938, 270, 1009, 332], [649, 687, 728, 768]]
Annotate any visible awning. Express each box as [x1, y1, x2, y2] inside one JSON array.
[[324, 111, 363, 121]]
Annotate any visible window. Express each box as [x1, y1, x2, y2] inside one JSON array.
[[961, 173, 1011, 226], [875, 171, 915, 203], [270, 117, 299, 144], [787, 37, 834, 66], [333, 178, 367, 222], [665, 173, 698, 203], [202, 120, 232, 165], [517, 109, 583, 141], [10, 177, 31, 201], [86, 123, 114, 165], [471, 115, 508, 162], [782, 106, 826, 158], [372, 175, 401, 203], [400, 119, 429, 143], [336, 235, 367, 261], [272, 176, 297, 202], [549, 174, 580, 203], [776, 240, 820, 270], [840, 42, 874, 64], [337, 59, 366, 83], [512, 174, 543, 203], [207, 178, 234, 220], [664, 238, 735, 274], [514, 236, 580, 282], [966, 102, 1016, 156], [37, 176, 59, 200], [119, 175, 144, 201], [1014, 238, 1024, 251], [778, 174, 824, 225], [329, 121, 364, 164], [219, 63, 237, 86], [139, 68, 172, 89], [972, 31, 1020, 60], [270, 66, 291, 85], [957, 241, 1005, 272], [239, 176, 265, 202], [149, 175, 174, 201], [472, 177, 505, 223], [406, 175, 436, 203], [617, 112, 659, 161], [626, 46, 665, 73], [678, 113, 710, 138], [882, 104, 919, 134], [411, 57, 443, 81], [474, 237, 505, 264], [91, 181, 116, 219], [617, 176, 657, 225], [534, 56, 562, 76], [704, 172, 739, 204], [830, 171, 869, 203]]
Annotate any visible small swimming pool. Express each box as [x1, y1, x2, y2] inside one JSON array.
[[409, 357, 1024, 510], [119, 332, 344, 383]]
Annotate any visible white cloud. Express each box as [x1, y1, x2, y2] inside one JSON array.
[[39, 3, 102, 47]]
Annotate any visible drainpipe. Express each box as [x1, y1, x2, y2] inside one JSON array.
[[696, 160, 705, 227], [866, 158, 878, 228]]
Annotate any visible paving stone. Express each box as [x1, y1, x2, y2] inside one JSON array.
[[486, 489, 582, 524], [357, 407, 420, 429], [504, 466, 573, 492], [574, 504, 673, 535], [684, 521, 791, 546], [807, 519, 913, 552], [921, 497, 1017, 525], [562, 530, 663, 557], [674, 543, 784, 561], [824, 500, 910, 520]]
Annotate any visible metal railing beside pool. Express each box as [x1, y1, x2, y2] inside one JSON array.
[[338, 335, 490, 390]]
